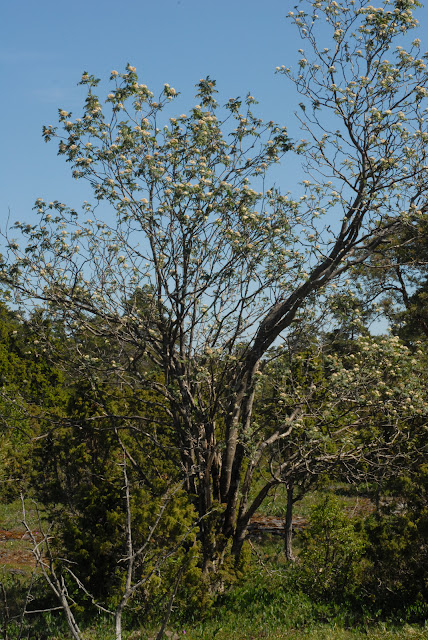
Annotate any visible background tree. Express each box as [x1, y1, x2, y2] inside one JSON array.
[[2, 0, 428, 571], [363, 461, 428, 620], [355, 214, 428, 342], [241, 326, 428, 560], [0, 300, 67, 499], [32, 378, 201, 605]]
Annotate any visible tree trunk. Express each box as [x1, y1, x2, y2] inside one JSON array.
[[284, 484, 295, 562], [115, 611, 122, 640], [231, 518, 247, 558]]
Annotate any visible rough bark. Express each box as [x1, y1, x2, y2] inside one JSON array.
[[284, 484, 295, 562]]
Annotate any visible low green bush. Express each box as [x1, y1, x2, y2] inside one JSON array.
[[293, 494, 367, 605]]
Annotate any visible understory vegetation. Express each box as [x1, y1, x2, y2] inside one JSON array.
[[0, 310, 426, 639], [0, 482, 427, 639]]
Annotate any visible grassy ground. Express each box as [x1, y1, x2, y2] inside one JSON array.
[[75, 618, 428, 639], [167, 624, 428, 640], [257, 482, 374, 520], [0, 498, 43, 574]]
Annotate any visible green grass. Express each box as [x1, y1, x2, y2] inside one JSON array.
[[68, 622, 428, 640], [256, 483, 374, 520], [0, 499, 26, 531], [169, 624, 428, 639], [0, 497, 46, 531]]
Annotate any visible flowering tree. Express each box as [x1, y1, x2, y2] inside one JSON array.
[[2, 0, 428, 569]]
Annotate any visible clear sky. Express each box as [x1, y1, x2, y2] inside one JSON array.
[[1, 0, 300, 227], [1, 0, 428, 228]]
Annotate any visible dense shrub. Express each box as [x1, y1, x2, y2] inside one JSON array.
[[363, 464, 428, 621], [294, 494, 367, 603]]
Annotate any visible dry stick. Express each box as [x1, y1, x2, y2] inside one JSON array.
[[155, 565, 185, 640], [63, 569, 113, 617], [114, 453, 133, 640], [20, 495, 83, 640], [17, 568, 37, 640], [24, 606, 64, 614]]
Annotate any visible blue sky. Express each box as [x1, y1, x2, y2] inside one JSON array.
[[2, 0, 304, 227], [2, 0, 428, 228]]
